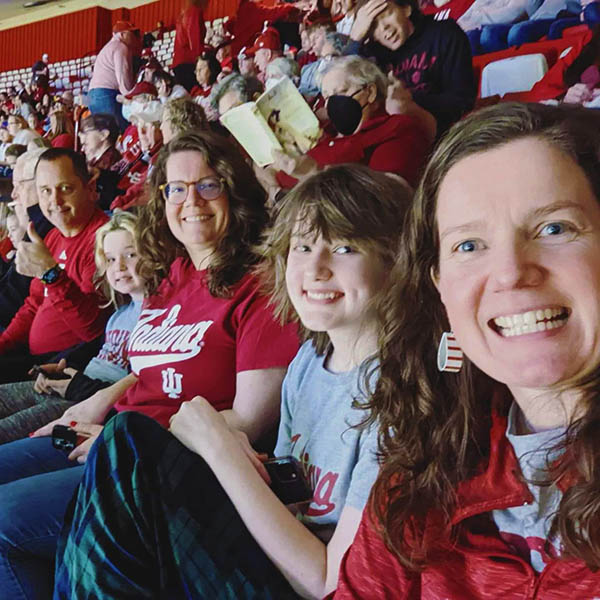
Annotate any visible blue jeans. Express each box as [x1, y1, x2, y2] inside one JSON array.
[[87, 87, 127, 132], [0, 436, 83, 600]]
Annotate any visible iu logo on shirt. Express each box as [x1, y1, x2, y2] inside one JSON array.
[[162, 367, 183, 398]]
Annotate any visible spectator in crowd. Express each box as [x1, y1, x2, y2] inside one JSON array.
[[0, 150, 53, 329], [119, 80, 159, 121], [3, 144, 26, 169], [0, 126, 13, 163], [8, 149, 53, 246], [7, 114, 41, 146], [458, 0, 543, 43], [4, 210, 23, 260], [45, 111, 75, 149], [78, 113, 121, 171], [249, 26, 285, 80], [333, 102, 600, 598], [53, 163, 410, 599], [78, 113, 122, 210], [88, 21, 140, 131], [237, 46, 259, 78], [172, 0, 208, 91], [26, 112, 44, 136], [0, 91, 14, 113], [160, 96, 208, 144], [0, 211, 145, 444], [346, 0, 475, 134], [152, 19, 168, 40], [232, 0, 300, 55], [109, 103, 164, 211], [265, 56, 301, 89], [210, 72, 251, 116], [297, 22, 319, 69], [336, 0, 359, 33], [0, 149, 109, 383], [31, 52, 50, 80], [30, 75, 51, 110], [153, 70, 190, 103], [191, 50, 222, 98], [139, 55, 161, 84], [0, 203, 16, 276], [272, 55, 431, 190], [0, 131, 299, 600], [299, 29, 347, 98], [464, 0, 600, 53]]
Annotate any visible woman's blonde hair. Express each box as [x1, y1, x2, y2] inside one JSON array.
[[257, 163, 413, 354], [94, 211, 140, 308]]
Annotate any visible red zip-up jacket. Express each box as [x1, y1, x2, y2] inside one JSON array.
[[332, 401, 600, 600]]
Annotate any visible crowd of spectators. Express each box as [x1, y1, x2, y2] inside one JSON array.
[[0, 0, 600, 598]]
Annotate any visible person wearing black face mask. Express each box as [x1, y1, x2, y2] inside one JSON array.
[[326, 86, 368, 136], [270, 55, 432, 191]]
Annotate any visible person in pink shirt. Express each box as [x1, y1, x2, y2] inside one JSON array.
[[89, 21, 140, 131]]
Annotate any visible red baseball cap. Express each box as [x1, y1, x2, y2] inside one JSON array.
[[125, 81, 158, 99], [113, 20, 137, 34], [247, 27, 281, 56]]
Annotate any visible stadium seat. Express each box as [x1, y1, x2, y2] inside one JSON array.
[[480, 53, 548, 98]]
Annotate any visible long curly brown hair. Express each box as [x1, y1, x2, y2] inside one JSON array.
[[368, 102, 600, 570], [136, 130, 268, 298]]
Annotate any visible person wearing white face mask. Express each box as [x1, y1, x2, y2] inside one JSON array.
[[334, 102, 600, 599]]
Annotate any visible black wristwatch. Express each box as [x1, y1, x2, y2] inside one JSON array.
[[40, 264, 62, 285]]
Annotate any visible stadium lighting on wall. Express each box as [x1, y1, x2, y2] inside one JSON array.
[[23, 0, 56, 7]]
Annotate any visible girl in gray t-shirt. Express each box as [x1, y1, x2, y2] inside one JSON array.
[[54, 164, 414, 600]]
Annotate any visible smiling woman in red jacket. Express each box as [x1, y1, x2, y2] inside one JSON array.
[[333, 102, 600, 600]]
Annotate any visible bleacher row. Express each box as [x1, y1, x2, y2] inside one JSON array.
[[0, 16, 233, 99], [1, 27, 593, 106]]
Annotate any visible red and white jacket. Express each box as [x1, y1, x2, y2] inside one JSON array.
[[332, 399, 600, 600]]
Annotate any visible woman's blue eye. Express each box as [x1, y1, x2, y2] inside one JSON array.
[[457, 240, 477, 253], [293, 244, 310, 252], [540, 222, 566, 236]]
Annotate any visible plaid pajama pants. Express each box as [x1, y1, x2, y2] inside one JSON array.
[[54, 411, 300, 599]]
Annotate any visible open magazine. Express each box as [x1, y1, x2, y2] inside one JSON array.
[[219, 77, 322, 167]]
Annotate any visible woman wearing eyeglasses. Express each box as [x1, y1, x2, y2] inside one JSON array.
[[0, 131, 299, 600]]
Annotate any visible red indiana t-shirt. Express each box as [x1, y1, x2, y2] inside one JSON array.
[[115, 257, 299, 427]]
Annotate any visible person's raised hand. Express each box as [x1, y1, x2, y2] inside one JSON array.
[[15, 222, 57, 279], [385, 71, 412, 115], [563, 83, 593, 105], [350, 0, 388, 42]]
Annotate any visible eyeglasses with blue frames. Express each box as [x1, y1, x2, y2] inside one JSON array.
[[159, 177, 226, 204]]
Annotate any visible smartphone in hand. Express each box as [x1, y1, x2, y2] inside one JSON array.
[[264, 456, 312, 506], [30, 365, 71, 380], [52, 424, 77, 452]]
